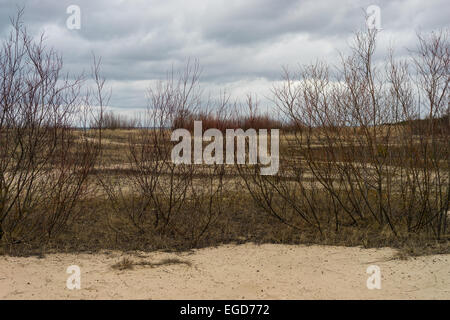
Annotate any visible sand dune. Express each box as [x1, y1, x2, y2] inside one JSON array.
[[0, 243, 449, 299]]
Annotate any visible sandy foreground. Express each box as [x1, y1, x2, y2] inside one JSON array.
[[0, 243, 449, 300]]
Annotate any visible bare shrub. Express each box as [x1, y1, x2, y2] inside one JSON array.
[[98, 60, 227, 247], [238, 28, 449, 241], [0, 10, 101, 251]]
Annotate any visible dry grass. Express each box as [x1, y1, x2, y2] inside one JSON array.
[[111, 257, 135, 270], [111, 257, 191, 270], [1, 128, 448, 257]]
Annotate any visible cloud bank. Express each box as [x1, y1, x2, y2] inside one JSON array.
[[0, 0, 448, 112]]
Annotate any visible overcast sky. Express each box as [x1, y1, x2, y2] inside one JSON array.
[[0, 0, 448, 114]]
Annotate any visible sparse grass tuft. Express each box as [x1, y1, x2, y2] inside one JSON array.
[[112, 257, 134, 270], [135, 257, 192, 268], [112, 256, 191, 271]]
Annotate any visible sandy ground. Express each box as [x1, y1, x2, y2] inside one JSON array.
[[0, 243, 449, 299]]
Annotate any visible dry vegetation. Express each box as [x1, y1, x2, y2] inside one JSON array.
[[0, 11, 448, 257]]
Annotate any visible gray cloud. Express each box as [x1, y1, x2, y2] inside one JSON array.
[[0, 0, 448, 111]]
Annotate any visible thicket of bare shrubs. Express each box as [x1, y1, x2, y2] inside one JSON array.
[[238, 29, 449, 244], [172, 93, 283, 132], [97, 111, 140, 130], [0, 10, 448, 255], [97, 61, 228, 248], [0, 11, 101, 252]]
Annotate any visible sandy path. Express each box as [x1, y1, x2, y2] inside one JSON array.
[[0, 243, 449, 299]]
